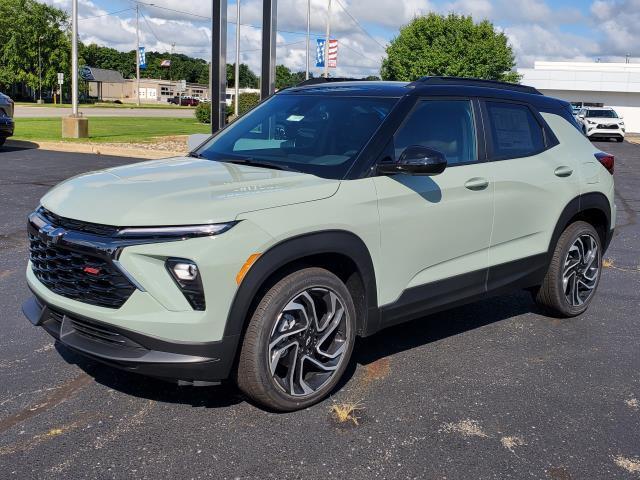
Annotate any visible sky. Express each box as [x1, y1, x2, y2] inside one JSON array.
[[41, 0, 640, 78]]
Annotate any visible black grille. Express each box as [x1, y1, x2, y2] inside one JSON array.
[[38, 208, 119, 237], [598, 124, 619, 130], [29, 233, 135, 308]]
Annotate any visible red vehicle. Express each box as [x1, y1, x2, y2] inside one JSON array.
[[167, 96, 200, 107]]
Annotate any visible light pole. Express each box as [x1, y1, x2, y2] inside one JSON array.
[[305, 0, 310, 80], [71, 0, 78, 115], [234, 0, 240, 117], [136, 3, 141, 106], [62, 0, 87, 138], [38, 35, 44, 104], [324, 0, 332, 78]]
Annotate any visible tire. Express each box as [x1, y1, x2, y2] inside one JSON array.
[[534, 221, 602, 317], [616, 137, 624, 143], [236, 267, 356, 411], [0, 137, 5, 147]]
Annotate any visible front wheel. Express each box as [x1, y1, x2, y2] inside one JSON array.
[[236, 268, 356, 411], [534, 221, 602, 317]]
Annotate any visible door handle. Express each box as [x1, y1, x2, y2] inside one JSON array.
[[554, 166, 573, 178], [464, 177, 489, 191]]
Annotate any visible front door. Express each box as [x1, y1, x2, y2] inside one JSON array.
[[374, 98, 494, 324]]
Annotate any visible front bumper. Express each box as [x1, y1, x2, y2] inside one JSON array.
[[586, 126, 625, 139], [22, 295, 240, 384]]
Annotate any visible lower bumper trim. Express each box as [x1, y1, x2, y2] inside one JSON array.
[[22, 296, 239, 383]]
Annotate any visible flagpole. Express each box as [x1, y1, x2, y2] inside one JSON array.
[[324, 0, 332, 78], [305, 0, 310, 80]]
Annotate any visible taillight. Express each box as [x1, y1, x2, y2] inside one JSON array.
[[595, 152, 614, 175]]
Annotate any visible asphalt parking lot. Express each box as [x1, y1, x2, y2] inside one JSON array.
[[0, 142, 638, 479]]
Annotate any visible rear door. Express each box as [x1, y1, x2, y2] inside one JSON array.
[[483, 100, 581, 290], [374, 98, 494, 323]]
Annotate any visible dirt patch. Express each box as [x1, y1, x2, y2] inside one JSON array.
[[501, 435, 526, 453], [613, 455, 640, 474], [439, 419, 489, 438], [363, 357, 391, 382], [548, 466, 572, 480], [625, 398, 639, 410]]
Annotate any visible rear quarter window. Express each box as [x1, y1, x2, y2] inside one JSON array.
[[485, 102, 545, 159]]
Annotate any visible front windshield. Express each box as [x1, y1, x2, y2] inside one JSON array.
[[195, 94, 398, 179], [587, 109, 618, 118]]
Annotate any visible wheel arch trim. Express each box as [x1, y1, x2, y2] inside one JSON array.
[[223, 230, 380, 340], [548, 192, 612, 258]]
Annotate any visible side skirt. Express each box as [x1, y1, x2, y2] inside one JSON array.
[[377, 253, 548, 332]]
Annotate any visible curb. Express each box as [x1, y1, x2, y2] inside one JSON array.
[[5, 139, 184, 159]]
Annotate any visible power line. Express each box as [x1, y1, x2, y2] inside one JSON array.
[[334, 0, 386, 51], [79, 7, 134, 21], [139, 9, 164, 45]]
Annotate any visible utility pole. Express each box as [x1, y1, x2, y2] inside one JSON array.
[[324, 0, 332, 78], [136, 3, 141, 106], [234, 0, 241, 116], [305, 0, 310, 80]]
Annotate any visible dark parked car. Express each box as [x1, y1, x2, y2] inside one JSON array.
[[0, 92, 15, 146], [167, 96, 200, 107]]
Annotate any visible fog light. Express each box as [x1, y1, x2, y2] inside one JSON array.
[[166, 258, 206, 310], [173, 262, 199, 281]]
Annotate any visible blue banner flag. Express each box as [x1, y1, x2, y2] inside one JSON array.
[[139, 46, 147, 70], [316, 39, 326, 68]]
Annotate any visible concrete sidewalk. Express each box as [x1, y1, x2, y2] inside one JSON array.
[[4, 139, 185, 159]]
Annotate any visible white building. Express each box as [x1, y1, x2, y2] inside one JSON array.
[[519, 61, 640, 133]]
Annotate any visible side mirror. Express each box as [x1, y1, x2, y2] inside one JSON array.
[[377, 145, 447, 176], [187, 133, 211, 152]]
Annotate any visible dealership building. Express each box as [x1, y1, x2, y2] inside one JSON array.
[[519, 61, 640, 133]]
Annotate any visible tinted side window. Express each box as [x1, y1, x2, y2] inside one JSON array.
[[486, 102, 545, 159], [394, 100, 477, 165]]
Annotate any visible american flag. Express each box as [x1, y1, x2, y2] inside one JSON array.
[[160, 59, 172, 67], [316, 39, 338, 68]]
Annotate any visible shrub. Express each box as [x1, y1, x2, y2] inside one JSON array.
[[238, 92, 260, 116], [195, 102, 211, 124]]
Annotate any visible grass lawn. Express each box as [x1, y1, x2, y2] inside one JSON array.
[[13, 117, 210, 143]]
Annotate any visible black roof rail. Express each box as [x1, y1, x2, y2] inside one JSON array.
[[409, 76, 542, 95], [295, 77, 364, 87]]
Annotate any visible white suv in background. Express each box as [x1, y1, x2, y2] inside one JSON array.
[[577, 107, 625, 142]]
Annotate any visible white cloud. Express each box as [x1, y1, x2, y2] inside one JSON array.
[[591, 0, 640, 56]]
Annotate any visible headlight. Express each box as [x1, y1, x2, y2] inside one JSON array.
[[117, 222, 237, 239], [620, 122, 625, 126], [587, 120, 596, 124]]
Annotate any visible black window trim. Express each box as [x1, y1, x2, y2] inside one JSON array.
[[385, 95, 484, 170], [480, 98, 559, 162]]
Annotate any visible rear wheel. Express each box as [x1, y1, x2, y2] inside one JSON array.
[[236, 267, 356, 411], [534, 221, 602, 317], [616, 137, 624, 143], [0, 137, 5, 147]]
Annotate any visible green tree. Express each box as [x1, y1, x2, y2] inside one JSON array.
[[381, 13, 520, 83], [275, 65, 309, 89], [0, 0, 71, 96], [226, 63, 259, 88]]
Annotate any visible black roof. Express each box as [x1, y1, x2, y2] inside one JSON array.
[[282, 76, 566, 111]]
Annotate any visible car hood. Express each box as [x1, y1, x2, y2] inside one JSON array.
[[40, 156, 340, 226]]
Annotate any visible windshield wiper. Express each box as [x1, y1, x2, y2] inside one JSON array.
[[188, 152, 205, 159], [224, 158, 299, 172]]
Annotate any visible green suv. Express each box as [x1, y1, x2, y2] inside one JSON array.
[[23, 78, 616, 411]]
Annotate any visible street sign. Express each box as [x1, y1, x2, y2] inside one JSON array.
[[315, 39, 338, 68], [139, 46, 147, 70], [57, 72, 64, 85]]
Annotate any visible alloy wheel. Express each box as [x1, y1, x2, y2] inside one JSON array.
[[563, 233, 600, 307], [267, 287, 349, 397]]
